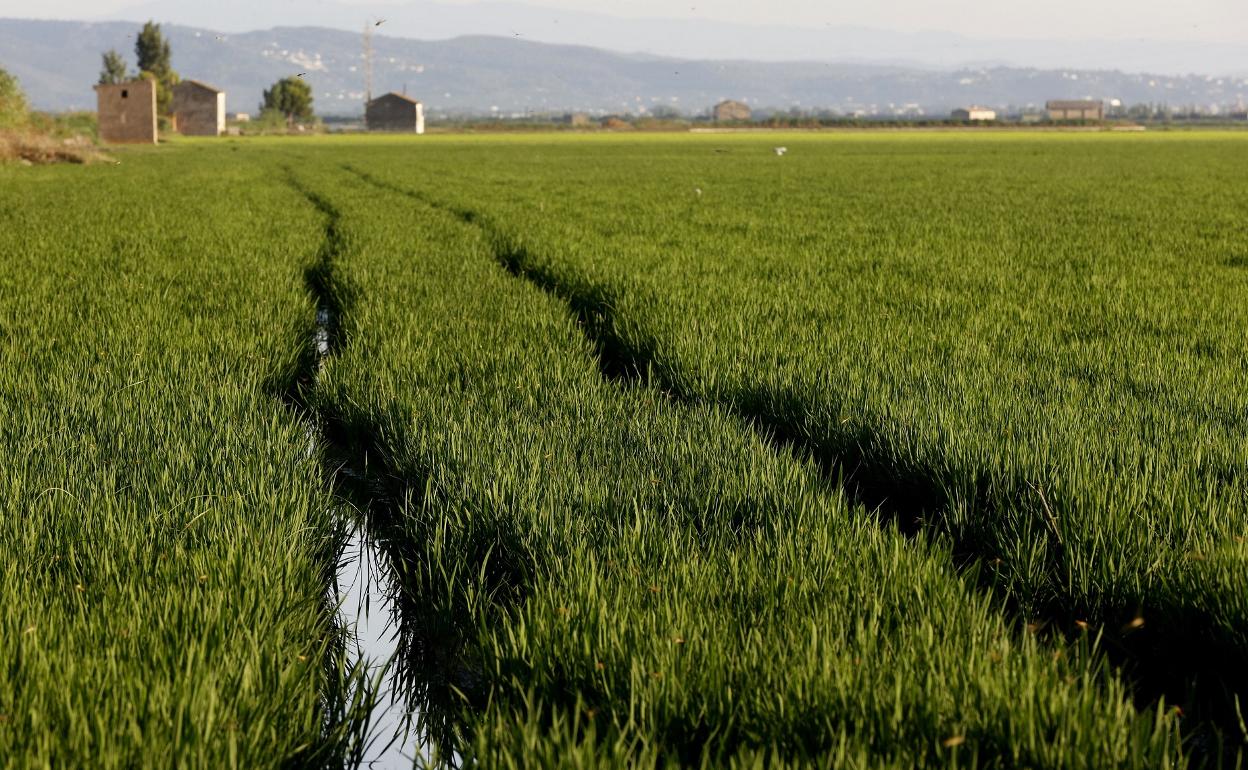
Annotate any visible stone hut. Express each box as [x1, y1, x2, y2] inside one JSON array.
[[365, 92, 425, 134], [94, 80, 157, 144], [1046, 100, 1104, 121], [713, 99, 751, 122], [171, 80, 226, 136]]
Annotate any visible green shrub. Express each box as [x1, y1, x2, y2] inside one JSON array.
[[0, 67, 29, 130]]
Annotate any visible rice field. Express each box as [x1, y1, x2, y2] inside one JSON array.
[[3, 131, 1246, 767]]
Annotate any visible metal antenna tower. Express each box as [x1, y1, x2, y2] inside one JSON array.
[[363, 22, 374, 105]]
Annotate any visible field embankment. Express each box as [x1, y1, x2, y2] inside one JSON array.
[[0, 68, 103, 164]]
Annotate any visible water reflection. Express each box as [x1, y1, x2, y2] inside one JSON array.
[[337, 524, 428, 769]]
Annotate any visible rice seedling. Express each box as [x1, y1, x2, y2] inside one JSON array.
[[7, 131, 1246, 766], [0, 148, 370, 766], [289, 159, 1188, 767], [329, 134, 1248, 747]]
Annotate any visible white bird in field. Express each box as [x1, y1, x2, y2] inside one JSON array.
[[774, 146, 788, 156], [694, 187, 703, 196]]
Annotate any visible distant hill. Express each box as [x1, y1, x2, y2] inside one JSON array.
[[101, 0, 1248, 76], [2, 18, 1246, 117]]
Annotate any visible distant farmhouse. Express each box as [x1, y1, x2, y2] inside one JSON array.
[[171, 80, 225, 137], [94, 80, 157, 144], [366, 92, 425, 134], [1046, 100, 1104, 121], [951, 106, 996, 121], [713, 100, 751, 122]]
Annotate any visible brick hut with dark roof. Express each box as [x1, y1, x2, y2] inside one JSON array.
[[713, 99, 751, 122], [366, 92, 425, 134], [1046, 100, 1104, 121], [172, 80, 226, 137]]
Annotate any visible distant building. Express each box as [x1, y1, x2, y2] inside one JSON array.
[[366, 92, 425, 134], [94, 80, 157, 144], [1046, 100, 1104, 121], [232, 113, 251, 123], [171, 80, 226, 137], [951, 106, 997, 121], [713, 100, 751, 122], [567, 112, 591, 128]]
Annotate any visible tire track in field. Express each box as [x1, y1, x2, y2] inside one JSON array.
[[342, 165, 945, 535], [339, 166, 654, 390], [279, 171, 467, 765], [342, 164, 1248, 765], [276, 173, 383, 766]]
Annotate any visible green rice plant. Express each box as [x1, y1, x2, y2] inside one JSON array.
[[8, 131, 1245, 766], [0, 148, 368, 767], [330, 133, 1248, 747], [293, 161, 1185, 767]]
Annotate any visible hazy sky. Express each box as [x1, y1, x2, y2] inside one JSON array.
[[440, 0, 1245, 40], [3, 0, 1245, 41]]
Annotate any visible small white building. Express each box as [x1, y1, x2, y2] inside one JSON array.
[[951, 107, 997, 122]]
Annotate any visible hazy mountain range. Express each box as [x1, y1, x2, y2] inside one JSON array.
[[99, 0, 1248, 75], [3, 18, 1247, 117]]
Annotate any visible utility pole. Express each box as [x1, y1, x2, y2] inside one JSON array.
[[363, 22, 374, 106]]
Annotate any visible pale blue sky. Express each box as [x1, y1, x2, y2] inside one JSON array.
[[2, 0, 1245, 41]]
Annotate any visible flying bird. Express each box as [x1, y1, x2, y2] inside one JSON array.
[[375, 19, 386, 26], [296, 72, 307, 78]]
